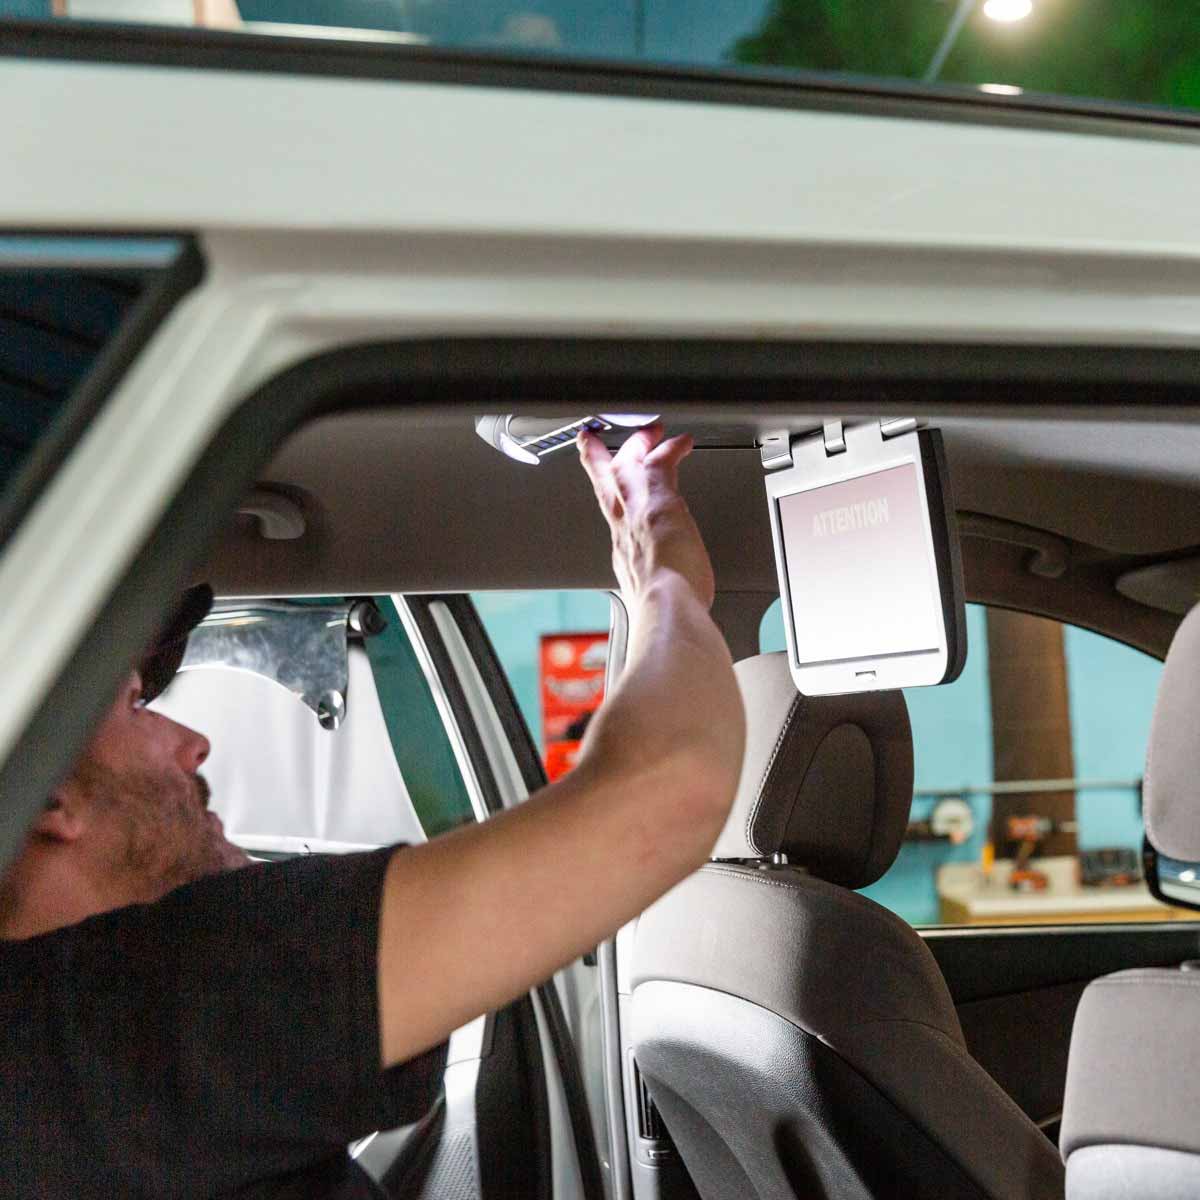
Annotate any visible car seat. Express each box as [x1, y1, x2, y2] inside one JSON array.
[[1060, 604, 1200, 1199], [631, 651, 1064, 1200]]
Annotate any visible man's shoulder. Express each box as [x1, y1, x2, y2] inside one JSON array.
[[2, 846, 402, 969]]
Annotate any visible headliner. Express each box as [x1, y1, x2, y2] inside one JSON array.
[[206, 411, 1200, 598]]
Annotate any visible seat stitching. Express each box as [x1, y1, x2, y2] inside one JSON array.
[[744, 692, 804, 856], [848, 1015, 964, 1042], [702, 864, 919, 932]]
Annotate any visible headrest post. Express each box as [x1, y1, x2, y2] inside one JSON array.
[[712, 653, 914, 888]]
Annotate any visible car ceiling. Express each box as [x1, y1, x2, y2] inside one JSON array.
[[207, 411, 1200, 610]]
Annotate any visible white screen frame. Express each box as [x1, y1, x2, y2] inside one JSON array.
[[765, 422, 954, 695]]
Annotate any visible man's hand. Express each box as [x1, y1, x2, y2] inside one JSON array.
[[578, 424, 714, 611], [375, 421, 745, 1069]]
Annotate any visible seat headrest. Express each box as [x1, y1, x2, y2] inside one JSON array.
[[711, 653, 914, 889], [1145, 604, 1200, 862]]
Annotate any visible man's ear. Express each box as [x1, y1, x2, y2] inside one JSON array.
[[33, 794, 87, 844]]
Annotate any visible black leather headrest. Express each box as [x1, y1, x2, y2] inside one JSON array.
[[710, 653, 914, 889]]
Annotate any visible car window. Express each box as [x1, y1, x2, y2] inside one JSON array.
[[761, 599, 1172, 927], [14, 0, 1200, 119], [472, 590, 612, 782], [0, 242, 192, 541], [152, 595, 475, 853]]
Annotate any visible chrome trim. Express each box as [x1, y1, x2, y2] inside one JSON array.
[[918, 921, 1199, 939], [605, 591, 629, 692], [915, 776, 1141, 799]]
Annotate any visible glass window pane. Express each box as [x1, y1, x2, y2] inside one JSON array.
[[0, 238, 192, 552], [11, 1, 1200, 119], [473, 590, 611, 781], [151, 595, 474, 853], [0, 271, 139, 493], [760, 597, 1171, 927]]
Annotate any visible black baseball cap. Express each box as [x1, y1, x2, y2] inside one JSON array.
[[138, 583, 213, 703]]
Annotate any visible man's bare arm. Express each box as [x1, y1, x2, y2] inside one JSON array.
[[377, 425, 745, 1068]]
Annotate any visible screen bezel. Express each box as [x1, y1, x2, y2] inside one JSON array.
[[765, 423, 966, 696]]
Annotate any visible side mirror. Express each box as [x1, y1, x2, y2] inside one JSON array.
[[1144, 837, 1200, 911]]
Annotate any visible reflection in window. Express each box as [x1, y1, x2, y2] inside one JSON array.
[[12, 0, 1200, 117], [0, 271, 141, 493]]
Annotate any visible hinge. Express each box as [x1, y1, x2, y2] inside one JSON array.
[[759, 429, 793, 471], [822, 420, 846, 455], [879, 417, 921, 440], [762, 418, 920, 471]]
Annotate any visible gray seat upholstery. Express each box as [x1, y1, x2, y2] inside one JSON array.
[[1061, 605, 1200, 1199], [631, 652, 1064, 1200]]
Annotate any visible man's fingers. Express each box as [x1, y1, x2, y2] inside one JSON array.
[[645, 433, 694, 471], [612, 423, 664, 468], [577, 428, 613, 482], [578, 430, 622, 522]]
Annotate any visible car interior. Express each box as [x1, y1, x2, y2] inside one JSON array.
[[7, 256, 1200, 1200], [6, 0, 1200, 1183], [133, 401, 1200, 1200]]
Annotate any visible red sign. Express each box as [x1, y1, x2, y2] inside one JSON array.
[[540, 632, 608, 781]]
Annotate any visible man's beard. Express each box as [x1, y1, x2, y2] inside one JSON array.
[[73, 757, 244, 899]]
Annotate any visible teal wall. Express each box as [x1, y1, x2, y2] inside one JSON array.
[[1064, 623, 1161, 852], [473, 590, 613, 748], [761, 600, 1160, 923]]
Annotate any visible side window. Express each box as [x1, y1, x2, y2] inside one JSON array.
[[761, 600, 1168, 926], [152, 595, 474, 854], [0, 270, 128, 486], [0, 243, 194, 542], [472, 591, 613, 782]]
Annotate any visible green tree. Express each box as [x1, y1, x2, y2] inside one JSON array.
[[733, 0, 1200, 112], [734, 0, 945, 79]]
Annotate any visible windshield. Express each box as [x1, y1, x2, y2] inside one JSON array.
[[7, 1, 1199, 117]]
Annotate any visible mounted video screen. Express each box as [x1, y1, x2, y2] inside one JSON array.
[[765, 422, 966, 696]]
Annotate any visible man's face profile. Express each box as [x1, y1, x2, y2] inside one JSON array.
[[53, 671, 248, 904]]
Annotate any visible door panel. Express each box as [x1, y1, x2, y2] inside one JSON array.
[[926, 924, 1200, 1133], [401, 593, 606, 1200]]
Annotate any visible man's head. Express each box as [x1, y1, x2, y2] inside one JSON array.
[[0, 589, 248, 940]]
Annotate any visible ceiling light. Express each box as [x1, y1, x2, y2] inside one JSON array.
[[498, 431, 540, 465], [983, 0, 1033, 22]]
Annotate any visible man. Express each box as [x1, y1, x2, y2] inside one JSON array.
[[0, 424, 745, 1198]]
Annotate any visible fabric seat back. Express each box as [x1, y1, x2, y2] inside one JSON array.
[[632, 653, 1064, 1200], [1061, 605, 1200, 1199]]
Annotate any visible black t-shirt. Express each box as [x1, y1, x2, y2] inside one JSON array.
[[0, 847, 447, 1199]]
